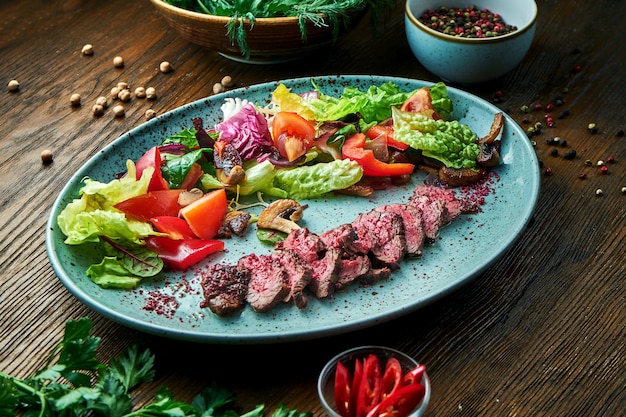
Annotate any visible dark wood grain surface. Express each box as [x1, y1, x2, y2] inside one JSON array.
[[1, 0, 624, 415]]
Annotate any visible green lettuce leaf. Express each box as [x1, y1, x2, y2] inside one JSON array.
[[273, 159, 362, 200], [86, 257, 142, 289], [57, 160, 157, 244], [228, 160, 288, 198], [392, 107, 479, 169]]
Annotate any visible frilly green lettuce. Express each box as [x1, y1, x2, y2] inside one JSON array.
[[57, 160, 158, 245]]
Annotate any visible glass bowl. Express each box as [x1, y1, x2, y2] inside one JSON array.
[[318, 346, 431, 417]]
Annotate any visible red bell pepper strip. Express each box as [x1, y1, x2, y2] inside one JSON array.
[[135, 146, 169, 191], [342, 133, 414, 177], [381, 358, 403, 401], [356, 354, 383, 417], [144, 236, 224, 270], [334, 361, 352, 417], [150, 216, 197, 240]]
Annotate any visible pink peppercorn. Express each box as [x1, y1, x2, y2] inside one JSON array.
[[578, 172, 587, 180], [607, 156, 615, 163], [544, 167, 553, 176], [600, 166, 609, 174]]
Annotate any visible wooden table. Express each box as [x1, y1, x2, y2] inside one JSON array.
[[1, 0, 624, 415]]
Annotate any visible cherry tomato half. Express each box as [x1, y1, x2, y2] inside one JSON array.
[[272, 112, 316, 161]]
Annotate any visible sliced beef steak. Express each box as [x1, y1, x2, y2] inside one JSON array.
[[352, 210, 406, 267], [375, 204, 425, 257], [200, 262, 250, 317], [411, 184, 465, 223], [320, 223, 360, 256], [238, 253, 289, 312], [272, 251, 311, 309], [308, 247, 341, 298], [276, 227, 324, 263], [408, 194, 446, 243]]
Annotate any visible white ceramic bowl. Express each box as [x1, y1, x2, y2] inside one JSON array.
[[405, 0, 537, 84], [318, 346, 431, 417]]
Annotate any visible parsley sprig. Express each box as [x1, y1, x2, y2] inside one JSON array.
[[0, 317, 312, 417]]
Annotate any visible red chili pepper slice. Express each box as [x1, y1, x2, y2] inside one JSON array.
[[334, 361, 352, 417], [367, 383, 425, 417], [356, 354, 383, 417], [402, 364, 426, 386], [381, 357, 403, 400], [350, 358, 363, 417]]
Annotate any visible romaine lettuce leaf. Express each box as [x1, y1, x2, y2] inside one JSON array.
[[273, 159, 362, 200], [392, 107, 479, 169]]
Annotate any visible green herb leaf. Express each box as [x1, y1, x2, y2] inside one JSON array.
[[107, 344, 156, 393]]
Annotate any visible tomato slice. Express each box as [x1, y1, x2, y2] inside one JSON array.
[[136, 146, 169, 191], [272, 112, 316, 161], [114, 189, 185, 222], [367, 383, 425, 417], [356, 354, 383, 417], [144, 236, 224, 270], [400, 87, 434, 113], [381, 358, 403, 401], [402, 364, 426, 386], [342, 133, 414, 177], [335, 361, 352, 417], [179, 189, 228, 240], [150, 216, 197, 240]]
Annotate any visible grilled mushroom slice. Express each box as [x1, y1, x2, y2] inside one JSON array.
[[257, 199, 305, 234]]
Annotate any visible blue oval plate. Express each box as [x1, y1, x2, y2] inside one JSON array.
[[46, 75, 540, 344]]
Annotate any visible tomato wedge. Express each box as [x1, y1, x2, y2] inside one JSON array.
[[367, 383, 425, 417], [335, 362, 352, 417], [356, 354, 383, 417], [150, 216, 197, 240], [381, 358, 403, 401], [342, 133, 414, 177], [179, 189, 228, 240], [272, 111, 316, 161], [114, 189, 185, 222], [145, 236, 224, 270], [136, 146, 169, 191]]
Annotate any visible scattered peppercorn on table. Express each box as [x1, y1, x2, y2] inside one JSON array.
[[1, 0, 624, 415]]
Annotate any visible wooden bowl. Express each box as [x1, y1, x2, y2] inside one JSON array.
[[150, 0, 370, 64]]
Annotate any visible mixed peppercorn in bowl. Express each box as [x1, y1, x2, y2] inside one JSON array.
[[405, 0, 538, 84]]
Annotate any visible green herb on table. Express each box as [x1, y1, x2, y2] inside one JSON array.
[[164, 0, 398, 58], [0, 317, 312, 417]]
